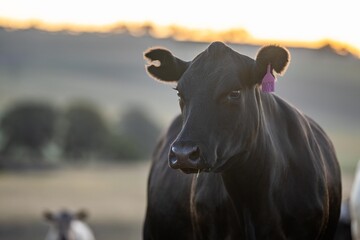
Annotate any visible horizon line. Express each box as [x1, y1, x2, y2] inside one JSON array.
[[1, 17, 359, 58]]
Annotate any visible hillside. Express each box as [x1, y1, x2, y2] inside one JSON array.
[[0, 27, 359, 171]]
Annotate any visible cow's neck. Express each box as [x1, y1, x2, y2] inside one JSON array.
[[190, 173, 243, 239], [220, 147, 286, 239], [219, 91, 287, 239]]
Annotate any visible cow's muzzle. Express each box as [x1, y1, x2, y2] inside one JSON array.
[[169, 141, 209, 174]]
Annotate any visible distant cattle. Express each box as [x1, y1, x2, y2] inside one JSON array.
[[43, 209, 95, 240], [143, 42, 342, 239], [351, 161, 360, 240]]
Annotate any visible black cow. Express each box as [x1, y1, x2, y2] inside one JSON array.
[[143, 42, 342, 240]]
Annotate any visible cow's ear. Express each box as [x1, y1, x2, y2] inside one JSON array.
[[43, 211, 54, 222], [144, 47, 189, 82], [76, 209, 89, 220], [255, 45, 290, 83]]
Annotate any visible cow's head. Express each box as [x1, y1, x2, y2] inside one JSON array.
[[144, 42, 289, 174], [43, 209, 88, 240]]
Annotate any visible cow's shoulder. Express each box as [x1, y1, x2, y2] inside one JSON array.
[[273, 95, 334, 149]]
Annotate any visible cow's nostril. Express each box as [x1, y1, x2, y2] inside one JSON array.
[[169, 143, 203, 170], [189, 146, 200, 161], [169, 147, 178, 166]]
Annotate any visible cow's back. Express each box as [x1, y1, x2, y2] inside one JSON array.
[[272, 95, 342, 239], [307, 115, 342, 238]]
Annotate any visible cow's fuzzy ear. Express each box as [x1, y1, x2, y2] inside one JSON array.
[[255, 45, 290, 82], [76, 209, 89, 220], [43, 211, 54, 222], [144, 48, 189, 82]]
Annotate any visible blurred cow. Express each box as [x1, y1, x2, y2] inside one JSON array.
[[351, 161, 360, 240], [334, 199, 352, 240], [43, 209, 95, 240]]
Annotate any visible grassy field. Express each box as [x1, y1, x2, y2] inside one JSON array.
[[0, 161, 356, 240], [0, 162, 150, 240]]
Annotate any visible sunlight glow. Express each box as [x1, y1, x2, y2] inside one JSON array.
[[0, 0, 359, 56]]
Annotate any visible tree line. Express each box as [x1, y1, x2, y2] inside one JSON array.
[[0, 100, 161, 166]]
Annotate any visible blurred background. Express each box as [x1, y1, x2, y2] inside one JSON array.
[[0, 0, 359, 239]]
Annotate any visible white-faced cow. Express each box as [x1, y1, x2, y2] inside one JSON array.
[[43, 209, 95, 240], [143, 42, 342, 240]]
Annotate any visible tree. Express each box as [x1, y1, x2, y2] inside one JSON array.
[[117, 105, 161, 159], [0, 101, 57, 159], [62, 102, 108, 160]]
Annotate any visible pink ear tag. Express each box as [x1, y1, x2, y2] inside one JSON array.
[[261, 65, 276, 93]]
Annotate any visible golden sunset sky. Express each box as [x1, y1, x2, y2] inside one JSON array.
[[0, 0, 359, 55]]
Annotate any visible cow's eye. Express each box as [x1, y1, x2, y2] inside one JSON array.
[[176, 91, 183, 101], [174, 88, 185, 110], [228, 90, 241, 100]]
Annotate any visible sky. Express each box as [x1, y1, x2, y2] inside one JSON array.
[[0, 0, 359, 54]]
